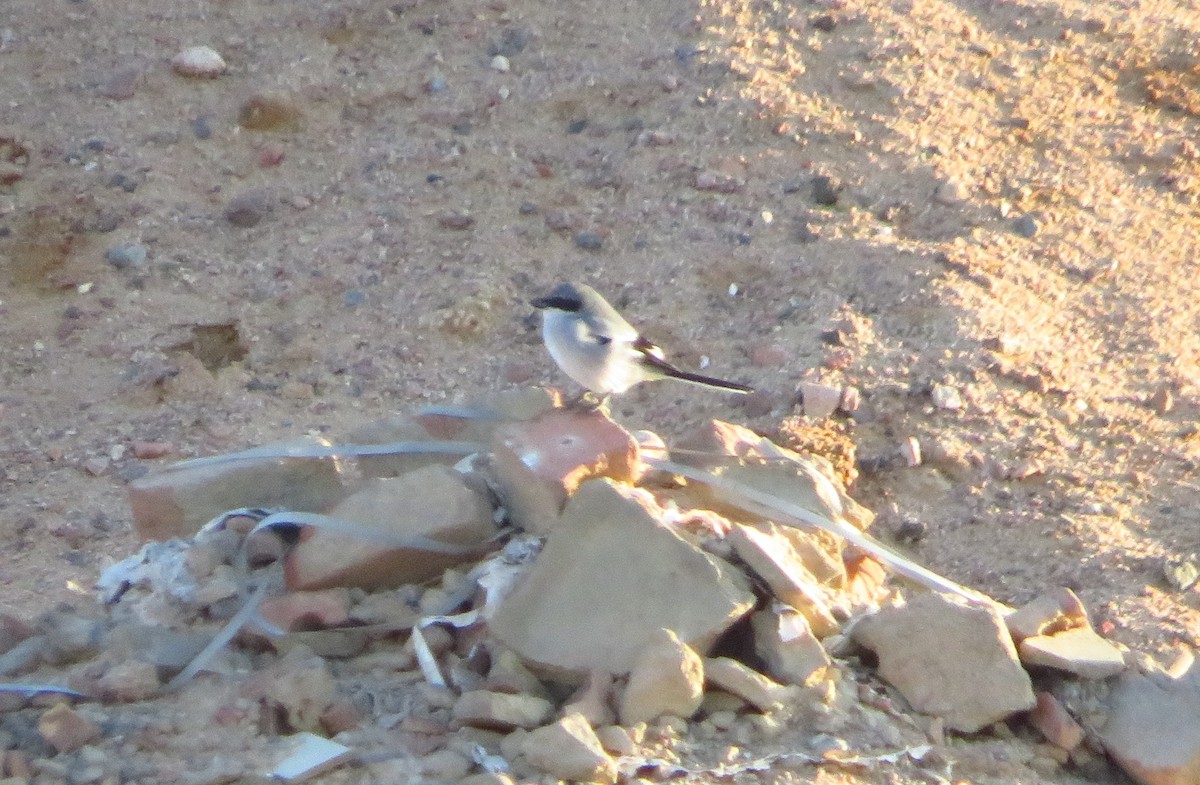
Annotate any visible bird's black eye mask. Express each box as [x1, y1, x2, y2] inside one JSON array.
[[531, 285, 584, 312]]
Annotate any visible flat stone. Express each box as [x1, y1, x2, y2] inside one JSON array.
[[1029, 691, 1084, 751], [1018, 627, 1127, 679], [703, 657, 796, 712], [489, 408, 638, 535], [452, 690, 553, 731], [284, 464, 493, 591], [728, 523, 839, 638], [751, 607, 831, 686], [851, 593, 1035, 733], [38, 703, 99, 753], [520, 714, 616, 785], [618, 628, 704, 725], [489, 479, 754, 680], [1004, 587, 1090, 642], [128, 436, 348, 541], [1102, 667, 1200, 785]]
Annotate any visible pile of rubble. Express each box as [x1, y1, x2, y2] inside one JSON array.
[[1, 388, 1198, 784]]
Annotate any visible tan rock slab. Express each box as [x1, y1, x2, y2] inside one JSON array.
[[38, 703, 99, 753], [851, 592, 1035, 733], [520, 713, 617, 785], [729, 523, 839, 638], [490, 408, 639, 535], [1019, 627, 1126, 679], [1029, 691, 1084, 751], [703, 656, 796, 712], [451, 690, 554, 730], [619, 628, 704, 725], [751, 607, 831, 686], [284, 464, 493, 591], [489, 479, 754, 679], [1102, 668, 1200, 785], [129, 436, 348, 541], [1004, 587, 1090, 642]]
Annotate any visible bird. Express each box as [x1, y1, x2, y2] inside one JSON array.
[[530, 282, 753, 398]]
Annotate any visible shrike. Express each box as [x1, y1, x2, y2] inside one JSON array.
[[530, 282, 753, 397]]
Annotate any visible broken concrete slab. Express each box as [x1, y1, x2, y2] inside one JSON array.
[[489, 479, 755, 680], [751, 607, 831, 686], [728, 523, 839, 638], [1004, 587, 1090, 642], [703, 656, 797, 712], [284, 464, 494, 591], [520, 713, 617, 785], [618, 628, 704, 726], [451, 689, 554, 731], [1018, 626, 1126, 679], [489, 408, 639, 535], [1101, 666, 1200, 785], [851, 593, 1035, 733], [129, 436, 349, 541]]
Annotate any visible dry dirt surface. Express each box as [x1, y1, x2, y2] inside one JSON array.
[[2, 0, 1200, 781]]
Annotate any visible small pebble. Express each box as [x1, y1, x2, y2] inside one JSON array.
[[566, 119, 588, 134], [931, 384, 963, 411], [517, 201, 538, 215], [741, 390, 775, 418], [427, 72, 447, 93], [574, 231, 603, 250], [104, 243, 147, 269], [99, 66, 141, 100], [437, 211, 475, 230], [811, 175, 842, 206], [171, 45, 227, 78], [1013, 214, 1039, 237], [238, 94, 301, 131], [900, 436, 922, 467], [224, 189, 274, 228], [344, 289, 366, 308], [192, 116, 213, 140], [490, 55, 510, 72], [131, 441, 171, 460]]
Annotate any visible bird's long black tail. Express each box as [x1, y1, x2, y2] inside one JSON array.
[[664, 368, 754, 394]]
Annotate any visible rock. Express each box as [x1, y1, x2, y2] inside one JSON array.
[[1102, 667, 1200, 785], [851, 593, 1035, 733], [451, 690, 554, 730], [128, 436, 348, 541], [238, 94, 302, 131], [703, 657, 795, 712], [284, 464, 494, 591], [751, 607, 831, 685], [104, 242, 148, 270], [490, 54, 510, 72], [489, 479, 754, 679], [811, 175, 842, 206], [99, 65, 142, 100], [931, 384, 963, 410], [618, 629, 704, 725], [489, 408, 639, 535], [521, 714, 617, 785], [595, 724, 636, 755], [485, 649, 549, 698], [263, 653, 336, 733], [223, 188, 275, 228], [96, 659, 160, 702], [171, 46, 226, 78], [1004, 587, 1090, 642], [0, 613, 36, 655], [776, 528, 845, 589], [1029, 692, 1084, 751], [437, 210, 476, 230], [258, 589, 352, 632], [574, 230, 604, 250], [1013, 214, 1039, 237], [1018, 627, 1126, 679], [728, 523, 839, 638], [420, 749, 472, 779], [795, 381, 842, 418], [131, 440, 172, 460], [562, 670, 616, 727], [37, 703, 99, 753]]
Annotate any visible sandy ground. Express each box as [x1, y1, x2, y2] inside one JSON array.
[[2, 0, 1200, 781]]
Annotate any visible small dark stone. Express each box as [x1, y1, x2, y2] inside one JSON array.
[[574, 231, 603, 250], [192, 116, 213, 140], [782, 178, 805, 194], [819, 329, 846, 346], [518, 201, 538, 215], [344, 289, 366, 308], [108, 173, 137, 193], [1013, 214, 1038, 237], [894, 517, 928, 544], [63, 305, 83, 319], [0, 227, 10, 238], [566, 119, 588, 134], [487, 26, 531, 57], [437, 210, 475, 230], [674, 45, 700, 64], [426, 173, 444, 184], [105, 243, 148, 269], [732, 232, 752, 246], [811, 175, 842, 206], [93, 212, 121, 233], [83, 138, 107, 153], [224, 189, 275, 228], [810, 14, 836, 32]]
